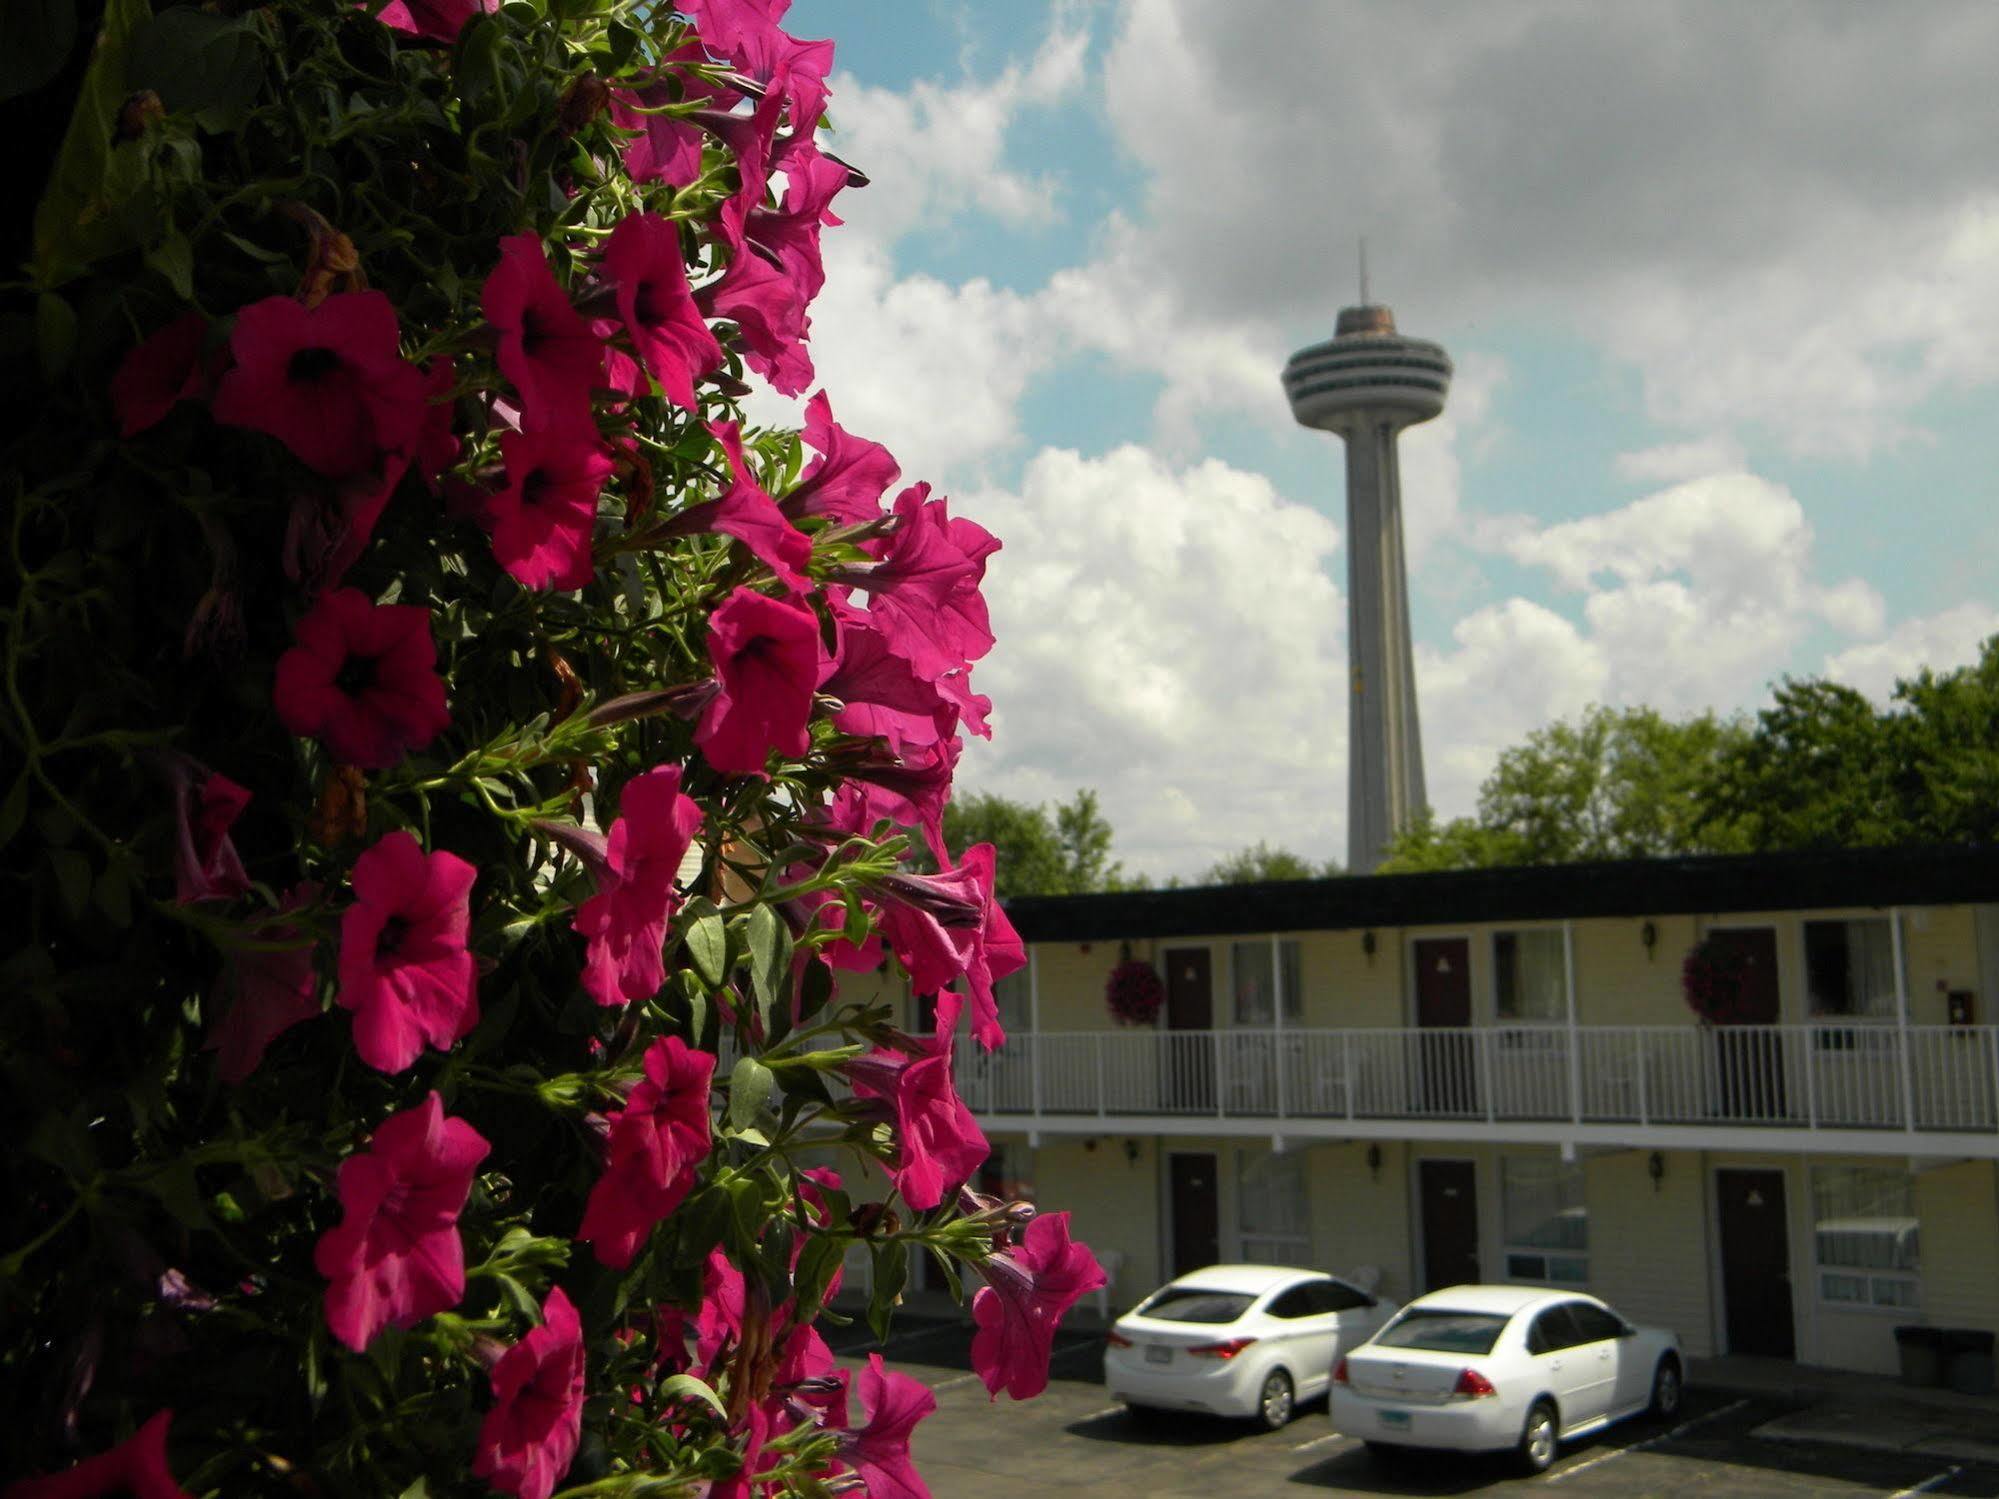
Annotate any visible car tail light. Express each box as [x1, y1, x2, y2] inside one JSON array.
[[1332, 1357, 1350, 1385], [1105, 1329, 1133, 1349], [1451, 1367, 1498, 1400], [1186, 1337, 1258, 1360]]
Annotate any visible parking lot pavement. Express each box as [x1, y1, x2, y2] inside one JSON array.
[[825, 1320, 1999, 1498]]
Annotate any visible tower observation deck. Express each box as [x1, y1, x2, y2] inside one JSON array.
[[1282, 301, 1452, 873]]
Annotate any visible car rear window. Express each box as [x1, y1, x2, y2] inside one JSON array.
[[1135, 1289, 1255, 1324], [1374, 1309, 1511, 1354]]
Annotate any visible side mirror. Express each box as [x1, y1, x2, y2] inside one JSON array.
[[1617, 1323, 1638, 1339]]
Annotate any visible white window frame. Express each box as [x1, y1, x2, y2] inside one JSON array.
[[1810, 1165, 1920, 1312]]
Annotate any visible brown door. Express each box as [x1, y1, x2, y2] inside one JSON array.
[[1419, 1159, 1481, 1291], [1414, 937, 1476, 1114], [1706, 927, 1786, 1119], [1716, 1168, 1795, 1358], [1169, 1152, 1220, 1275], [1164, 947, 1214, 1112]]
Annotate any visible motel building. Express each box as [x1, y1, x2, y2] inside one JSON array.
[[930, 844, 1999, 1379]]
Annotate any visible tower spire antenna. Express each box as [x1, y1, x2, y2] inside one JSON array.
[[1359, 236, 1370, 306]]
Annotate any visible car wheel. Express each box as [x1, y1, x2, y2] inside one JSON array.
[[1518, 1399, 1559, 1474], [1648, 1356, 1683, 1420], [1256, 1369, 1296, 1430]]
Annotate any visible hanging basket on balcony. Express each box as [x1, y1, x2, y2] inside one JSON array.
[[1105, 958, 1165, 1026], [1681, 936, 1751, 1024]]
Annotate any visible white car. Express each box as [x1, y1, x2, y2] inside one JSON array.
[[1106, 1264, 1399, 1430], [1330, 1285, 1684, 1473]]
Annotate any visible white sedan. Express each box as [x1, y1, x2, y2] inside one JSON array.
[[1330, 1285, 1684, 1473], [1106, 1265, 1398, 1430]]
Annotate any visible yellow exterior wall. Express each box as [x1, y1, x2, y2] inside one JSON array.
[[1905, 906, 1978, 1026], [1916, 1159, 1999, 1336], [1033, 1136, 1162, 1309], [1583, 1148, 1716, 1357], [1305, 1141, 1412, 1300]]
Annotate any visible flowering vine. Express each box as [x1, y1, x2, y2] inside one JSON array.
[[0, 0, 1102, 1493]]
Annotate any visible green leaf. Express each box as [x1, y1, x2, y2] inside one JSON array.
[[682, 905, 728, 990], [126, 7, 266, 132], [657, 1373, 727, 1419], [31, 0, 154, 287], [724, 1175, 761, 1252], [35, 292, 75, 376], [0, 0, 77, 102], [144, 1158, 214, 1232], [726, 1056, 772, 1133], [791, 1233, 846, 1319], [493, 1272, 540, 1323], [49, 846, 90, 919], [143, 230, 193, 300], [743, 902, 790, 1030], [394, 1481, 431, 1499], [675, 1185, 730, 1261], [866, 1240, 909, 1342]]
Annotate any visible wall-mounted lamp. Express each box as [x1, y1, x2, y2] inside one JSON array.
[[1366, 1143, 1383, 1182], [1361, 930, 1378, 965], [1083, 1137, 1097, 1153], [1123, 1139, 1142, 1165], [1640, 921, 1658, 960], [1647, 1151, 1666, 1192]]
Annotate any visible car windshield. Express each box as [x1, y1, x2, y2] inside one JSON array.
[[1135, 1288, 1255, 1324], [1374, 1309, 1511, 1354]]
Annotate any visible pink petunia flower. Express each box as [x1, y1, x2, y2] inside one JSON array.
[[273, 588, 450, 770], [203, 884, 321, 1084], [472, 1286, 587, 1499], [111, 311, 213, 439], [783, 390, 899, 524], [573, 766, 704, 1007], [312, 1092, 490, 1352], [832, 730, 961, 864], [372, 0, 496, 43], [968, 1212, 1106, 1401], [411, 355, 462, 491], [838, 1354, 936, 1499], [694, 587, 824, 777], [699, 246, 814, 397], [824, 615, 953, 755], [842, 1042, 987, 1212], [170, 762, 251, 904], [487, 422, 613, 591], [4, 1408, 192, 1499], [211, 292, 425, 477], [481, 234, 604, 423], [600, 212, 722, 409], [575, 1036, 715, 1268], [831, 484, 997, 683], [682, 0, 835, 139], [675, 422, 812, 590], [874, 844, 1022, 1051], [738, 139, 848, 309], [336, 830, 478, 1073]]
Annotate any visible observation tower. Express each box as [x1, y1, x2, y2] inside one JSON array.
[[1282, 267, 1452, 874]]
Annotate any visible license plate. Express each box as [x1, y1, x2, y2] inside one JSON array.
[[1145, 1345, 1173, 1365], [1377, 1409, 1411, 1430]]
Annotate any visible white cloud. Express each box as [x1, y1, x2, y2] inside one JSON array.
[[956, 445, 1348, 879], [1614, 436, 1747, 485], [1824, 604, 1999, 702]]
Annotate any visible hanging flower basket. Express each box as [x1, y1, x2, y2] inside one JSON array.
[[1105, 958, 1165, 1026], [1681, 936, 1751, 1024]]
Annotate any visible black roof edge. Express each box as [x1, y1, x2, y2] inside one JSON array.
[[1000, 844, 1999, 944]]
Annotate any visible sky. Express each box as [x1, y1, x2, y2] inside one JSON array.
[[763, 0, 1999, 883]]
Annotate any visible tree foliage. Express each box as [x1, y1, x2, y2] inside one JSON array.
[[934, 788, 1127, 898], [1200, 841, 1338, 884]]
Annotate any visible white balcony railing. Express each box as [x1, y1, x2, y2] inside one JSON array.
[[950, 1025, 1999, 1137]]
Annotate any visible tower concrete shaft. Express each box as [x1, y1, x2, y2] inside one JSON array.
[[1283, 303, 1451, 873]]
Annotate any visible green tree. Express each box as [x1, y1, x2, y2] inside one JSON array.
[[1380, 704, 1753, 871], [1201, 841, 1339, 883], [938, 788, 1127, 897], [1698, 678, 1901, 850]]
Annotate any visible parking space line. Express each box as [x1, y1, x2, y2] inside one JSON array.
[[1888, 1467, 1964, 1498], [1076, 1404, 1126, 1422], [1291, 1431, 1347, 1454], [931, 1372, 982, 1393], [1544, 1397, 1750, 1483]]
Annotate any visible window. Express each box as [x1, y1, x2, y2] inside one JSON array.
[[1135, 1289, 1254, 1324], [1231, 941, 1302, 1025], [976, 1142, 1033, 1206], [1502, 1157, 1588, 1285], [1565, 1302, 1627, 1343], [991, 968, 1032, 1035], [1266, 1283, 1326, 1320], [1813, 1166, 1920, 1310], [1495, 930, 1567, 1023], [1320, 1280, 1375, 1313], [1804, 919, 1900, 1020], [1376, 1309, 1510, 1355], [1236, 1150, 1311, 1266]]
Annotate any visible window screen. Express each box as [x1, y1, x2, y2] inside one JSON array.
[[1813, 1165, 1919, 1309], [1231, 940, 1303, 1025], [1502, 1157, 1588, 1285], [1495, 930, 1567, 1022], [1804, 919, 1899, 1020]]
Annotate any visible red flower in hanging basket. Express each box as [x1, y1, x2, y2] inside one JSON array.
[[1681, 937, 1751, 1024], [1105, 958, 1164, 1027]]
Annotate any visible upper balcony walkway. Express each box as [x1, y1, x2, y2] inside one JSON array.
[[956, 1023, 1999, 1158]]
